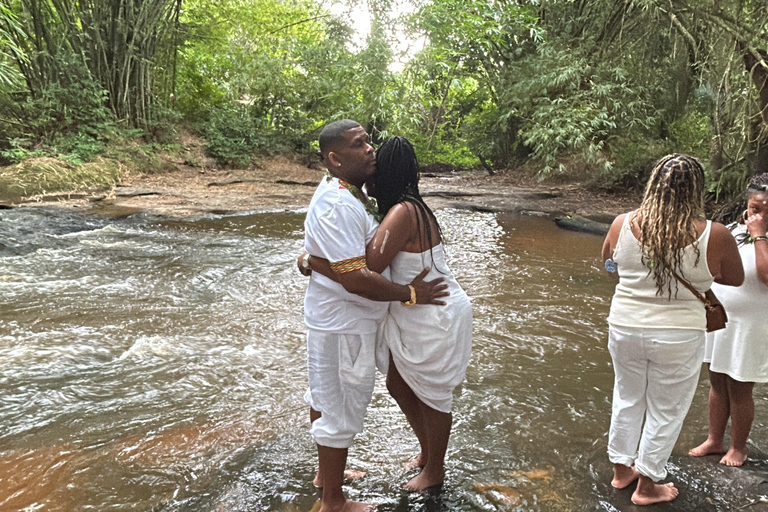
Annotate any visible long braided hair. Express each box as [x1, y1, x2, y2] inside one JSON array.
[[374, 136, 444, 269], [636, 153, 706, 298]]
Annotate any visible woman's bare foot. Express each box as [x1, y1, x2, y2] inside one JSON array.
[[631, 481, 679, 506], [611, 464, 639, 489], [689, 438, 725, 457], [402, 452, 425, 471], [313, 469, 367, 488], [720, 447, 748, 467], [404, 468, 444, 492]]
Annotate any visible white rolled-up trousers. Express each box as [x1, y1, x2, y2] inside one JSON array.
[[607, 324, 705, 482], [304, 329, 376, 449]]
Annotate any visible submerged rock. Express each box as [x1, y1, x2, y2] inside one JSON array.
[[554, 212, 611, 236]]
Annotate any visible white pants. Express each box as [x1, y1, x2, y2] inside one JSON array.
[[607, 325, 705, 482], [304, 329, 376, 449]]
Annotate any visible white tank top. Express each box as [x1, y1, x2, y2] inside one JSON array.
[[608, 213, 714, 330]]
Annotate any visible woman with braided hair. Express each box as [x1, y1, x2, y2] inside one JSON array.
[[690, 172, 768, 467], [305, 136, 473, 492], [601, 154, 743, 505]]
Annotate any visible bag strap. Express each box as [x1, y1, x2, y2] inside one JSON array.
[[672, 271, 710, 307]]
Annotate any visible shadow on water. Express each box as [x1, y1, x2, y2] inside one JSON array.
[[1, 207, 768, 511]]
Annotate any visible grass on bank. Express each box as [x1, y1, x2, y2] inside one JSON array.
[[0, 157, 124, 198]]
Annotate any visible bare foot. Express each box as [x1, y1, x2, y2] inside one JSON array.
[[689, 439, 725, 457], [319, 500, 377, 512], [720, 447, 748, 467], [611, 465, 639, 489], [313, 469, 368, 488], [404, 469, 444, 492], [631, 482, 679, 506], [402, 452, 425, 471]]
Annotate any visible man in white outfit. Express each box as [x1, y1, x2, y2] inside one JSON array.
[[303, 119, 447, 512]]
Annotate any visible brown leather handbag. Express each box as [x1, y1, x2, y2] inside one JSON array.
[[673, 272, 728, 332]]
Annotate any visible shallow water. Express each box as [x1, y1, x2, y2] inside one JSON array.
[[1, 206, 765, 511]]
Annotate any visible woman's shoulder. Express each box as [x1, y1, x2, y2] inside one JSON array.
[[382, 202, 417, 224]]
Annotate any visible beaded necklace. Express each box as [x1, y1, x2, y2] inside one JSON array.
[[325, 172, 382, 222]]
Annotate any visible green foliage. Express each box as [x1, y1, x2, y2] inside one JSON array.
[[0, 3, 27, 91], [0, 54, 116, 165], [1, 138, 45, 163], [1, 0, 767, 208], [196, 104, 312, 166], [668, 111, 713, 158], [600, 138, 670, 190]]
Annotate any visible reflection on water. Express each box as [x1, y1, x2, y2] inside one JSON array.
[[0, 207, 763, 511]]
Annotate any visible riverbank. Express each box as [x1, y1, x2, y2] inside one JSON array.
[[1, 155, 641, 221]]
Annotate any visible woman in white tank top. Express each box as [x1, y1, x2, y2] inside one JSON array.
[[601, 154, 743, 506]]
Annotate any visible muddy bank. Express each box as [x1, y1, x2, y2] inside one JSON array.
[[1, 156, 640, 223]]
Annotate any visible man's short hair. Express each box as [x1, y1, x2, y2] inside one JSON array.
[[319, 119, 361, 155]]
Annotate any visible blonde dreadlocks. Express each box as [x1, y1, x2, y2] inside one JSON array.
[[636, 154, 706, 298]]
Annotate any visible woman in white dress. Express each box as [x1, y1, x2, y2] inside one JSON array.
[[306, 136, 473, 492], [689, 172, 768, 466]]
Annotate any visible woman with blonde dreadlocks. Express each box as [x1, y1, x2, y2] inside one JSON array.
[[690, 172, 768, 467], [601, 154, 743, 505]]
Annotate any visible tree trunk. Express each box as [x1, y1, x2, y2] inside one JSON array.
[[743, 45, 768, 174]]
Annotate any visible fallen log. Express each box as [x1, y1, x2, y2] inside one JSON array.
[[554, 213, 610, 236]]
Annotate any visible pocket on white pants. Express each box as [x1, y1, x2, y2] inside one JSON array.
[[649, 329, 701, 345], [338, 333, 375, 388]]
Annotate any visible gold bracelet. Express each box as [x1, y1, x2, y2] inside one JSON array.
[[402, 285, 417, 306], [755, 236, 768, 243]]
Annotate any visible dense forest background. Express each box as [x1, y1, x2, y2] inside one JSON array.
[[0, 0, 767, 204]]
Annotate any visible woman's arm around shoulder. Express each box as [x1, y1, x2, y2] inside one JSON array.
[[366, 202, 415, 273], [707, 221, 744, 287]]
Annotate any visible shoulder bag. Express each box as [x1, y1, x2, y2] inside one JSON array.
[[673, 272, 727, 332]]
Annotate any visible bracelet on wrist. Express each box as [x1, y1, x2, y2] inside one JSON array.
[[754, 235, 768, 243], [402, 285, 417, 306], [300, 253, 312, 271]]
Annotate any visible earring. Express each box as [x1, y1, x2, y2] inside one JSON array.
[[743, 209, 749, 221]]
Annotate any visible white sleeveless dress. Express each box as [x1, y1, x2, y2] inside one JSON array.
[[704, 224, 768, 382], [378, 244, 473, 413]]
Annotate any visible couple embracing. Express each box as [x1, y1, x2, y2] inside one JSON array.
[[298, 119, 473, 511]]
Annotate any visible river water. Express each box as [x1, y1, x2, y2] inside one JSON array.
[[1, 206, 766, 511]]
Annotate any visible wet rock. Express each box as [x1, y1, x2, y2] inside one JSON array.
[[114, 187, 166, 197], [596, 452, 768, 511], [274, 179, 316, 187], [554, 212, 611, 236], [474, 482, 523, 506]]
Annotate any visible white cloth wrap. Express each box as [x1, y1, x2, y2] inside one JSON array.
[[304, 330, 376, 449], [704, 224, 768, 382], [379, 244, 473, 413]]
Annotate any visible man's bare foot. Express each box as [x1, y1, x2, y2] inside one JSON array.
[[402, 452, 425, 470], [689, 439, 725, 457], [318, 500, 377, 512], [631, 482, 679, 506], [313, 469, 368, 488], [720, 447, 748, 467], [404, 469, 444, 492], [611, 465, 639, 489]]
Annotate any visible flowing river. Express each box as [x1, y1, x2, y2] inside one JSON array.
[[1, 206, 766, 511]]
